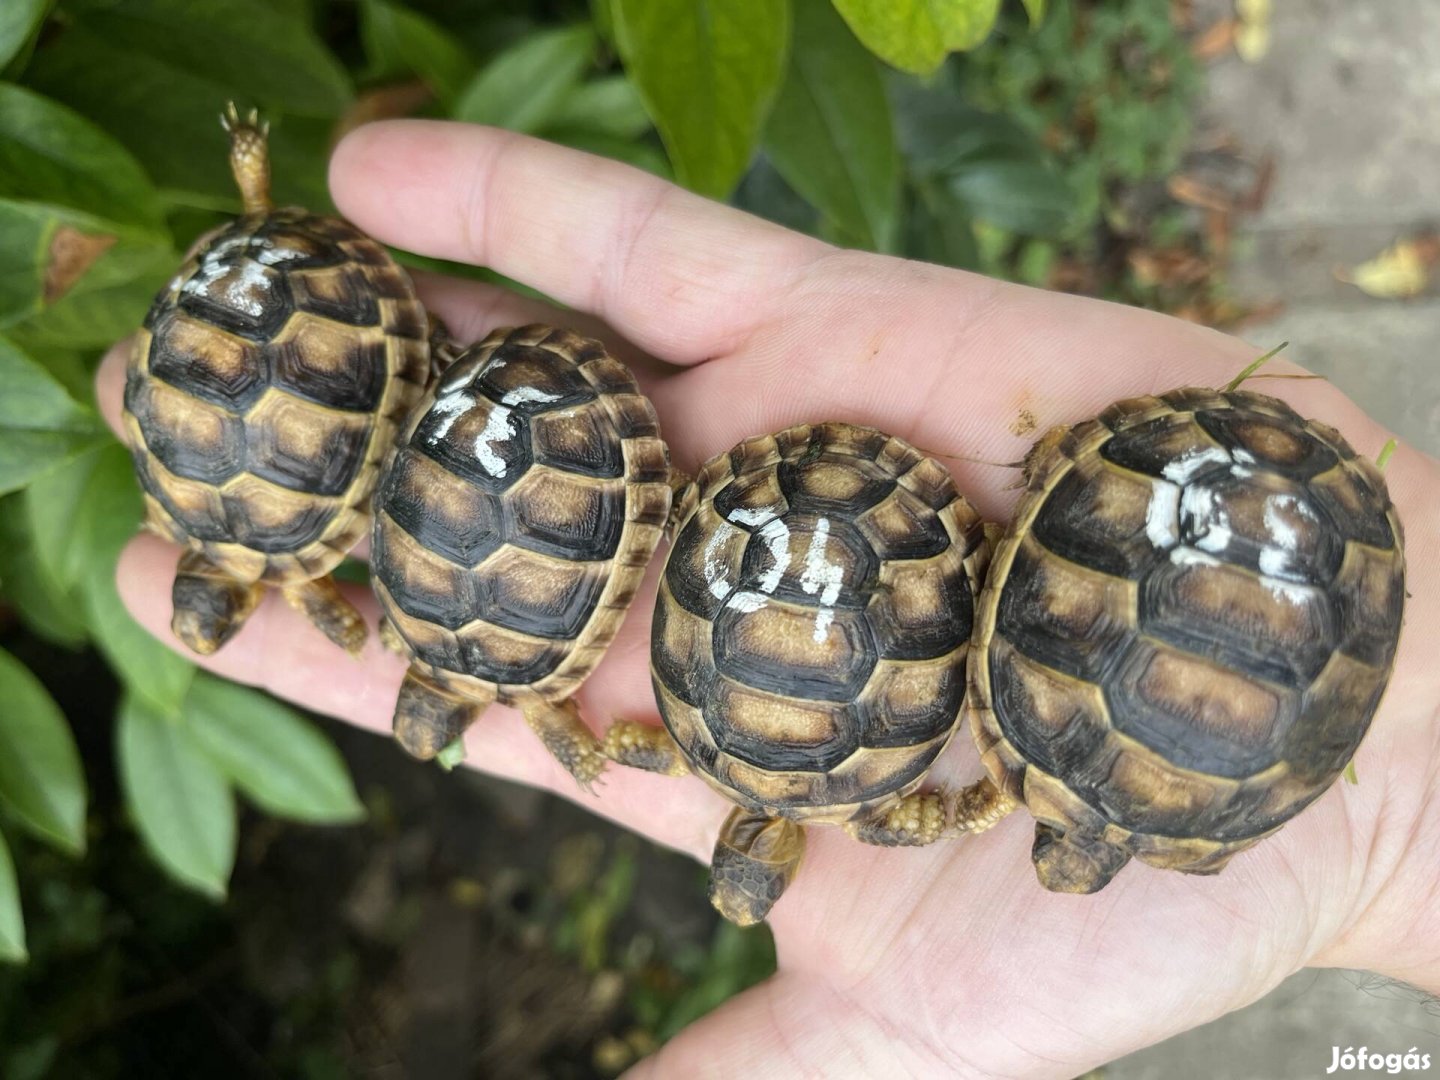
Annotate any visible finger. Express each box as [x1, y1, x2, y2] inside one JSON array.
[[329, 120, 827, 364], [115, 533, 726, 860]]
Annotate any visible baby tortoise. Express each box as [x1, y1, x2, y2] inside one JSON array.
[[962, 386, 1405, 892], [371, 325, 673, 786], [603, 422, 991, 925], [122, 105, 429, 655]]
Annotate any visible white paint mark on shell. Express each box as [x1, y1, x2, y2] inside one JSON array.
[[799, 517, 845, 643], [726, 591, 767, 613], [500, 385, 560, 407], [756, 518, 791, 595], [255, 244, 308, 265], [427, 388, 477, 443], [1180, 483, 1233, 554], [1169, 546, 1222, 568], [1145, 479, 1181, 549], [473, 404, 516, 477], [1162, 445, 1231, 485], [1257, 493, 1318, 580], [727, 506, 778, 528], [703, 528, 734, 601]]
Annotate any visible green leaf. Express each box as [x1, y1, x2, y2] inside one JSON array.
[[117, 693, 235, 899], [613, 0, 790, 198], [547, 76, 650, 139], [905, 180, 978, 269], [359, 0, 474, 105], [545, 129, 671, 178], [0, 84, 165, 230], [0, 335, 104, 497], [0, 648, 86, 855], [1020, 0, 1045, 27], [23, 445, 104, 594], [0, 499, 88, 649], [0, 829, 24, 963], [831, 0, 1001, 74], [763, 0, 899, 251], [63, 0, 351, 117], [0, 0, 48, 72], [946, 157, 1070, 235], [186, 675, 364, 825], [75, 447, 195, 716], [454, 25, 595, 133]]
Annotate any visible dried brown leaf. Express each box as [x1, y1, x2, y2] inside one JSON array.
[[44, 226, 116, 305], [1192, 19, 1237, 61], [1167, 174, 1234, 213], [1337, 236, 1437, 299]]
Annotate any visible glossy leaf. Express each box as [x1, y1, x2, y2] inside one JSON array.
[[360, 0, 473, 105], [612, 0, 790, 198], [0, 830, 23, 963], [23, 445, 104, 594], [763, 0, 898, 250], [0, 0, 48, 72], [1021, 0, 1046, 26], [0, 335, 104, 497], [63, 0, 352, 117], [186, 675, 364, 825], [0, 648, 86, 855], [946, 157, 1070, 235], [547, 76, 650, 139], [75, 446, 194, 715], [0, 84, 164, 230], [831, 0, 1002, 74], [117, 694, 235, 899], [454, 25, 595, 133], [0, 499, 88, 649]]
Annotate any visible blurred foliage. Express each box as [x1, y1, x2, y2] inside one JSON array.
[[0, 0, 1204, 1067]]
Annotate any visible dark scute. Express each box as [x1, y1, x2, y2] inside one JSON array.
[[530, 406, 624, 478], [1100, 414, 1228, 481], [147, 313, 269, 412], [413, 398, 534, 494], [378, 452, 505, 567], [267, 335, 387, 413], [252, 214, 350, 269], [650, 598, 720, 708], [711, 469, 787, 531], [133, 455, 230, 542], [372, 522, 480, 632], [476, 344, 597, 413], [1195, 408, 1338, 480], [664, 515, 730, 619], [1337, 554, 1406, 668], [456, 633, 566, 684], [221, 492, 333, 553], [857, 492, 952, 561], [1102, 638, 1292, 778], [475, 560, 608, 641], [869, 558, 974, 662], [859, 662, 964, 749], [704, 685, 861, 775], [1138, 561, 1337, 687], [1310, 470, 1396, 549], [736, 514, 879, 612], [989, 643, 1112, 780], [712, 604, 876, 703], [777, 453, 896, 514], [175, 256, 295, 343], [505, 475, 625, 562], [246, 413, 371, 498], [292, 265, 381, 325], [1176, 475, 1343, 587], [1030, 470, 1161, 580], [125, 374, 246, 486]]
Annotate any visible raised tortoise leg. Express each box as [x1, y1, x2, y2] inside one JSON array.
[[709, 808, 806, 927], [377, 615, 407, 656], [952, 776, 1019, 835], [394, 666, 492, 763], [845, 792, 947, 847], [600, 720, 691, 777], [171, 550, 265, 655], [280, 574, 366, 656], [1031, 822, 1132, 894], [522, 698, 608, 792]]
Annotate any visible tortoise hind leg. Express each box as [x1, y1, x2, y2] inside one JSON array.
[[845, 792, 948, 847], [600, 720, 691, 777], [280, 574, 366, 656], [1031, 822, 1132, 893], [709, 808, 806, 927], [394, 666, 492, 764], [522, 698, 607, 792], [171, 550, 265, 655]]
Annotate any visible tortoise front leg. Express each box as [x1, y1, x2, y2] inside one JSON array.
[[171, 550, 264, 655], [709, 808, 806, 927], [522, 697, 608, 792], [393, 666, 492, 764], [600, 720, 691, 777], [280, 574, 366, 656], [844, 777, 1017, 847]]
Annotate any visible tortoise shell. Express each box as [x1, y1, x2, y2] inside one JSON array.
[[652, 422, 987, 825], [371, 325, 671, 703], [122, 208, 429, 584], [970, 387, 1406, 884]]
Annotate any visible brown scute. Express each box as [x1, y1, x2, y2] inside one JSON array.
[[976, 387, 1404, 875], [371, 325, 670, 696], [288, 263, 380, 325], [649, 421, 982, 811], [123, 206, 428, 583]]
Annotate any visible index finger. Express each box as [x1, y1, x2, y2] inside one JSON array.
[[328, 120, 827, 364]]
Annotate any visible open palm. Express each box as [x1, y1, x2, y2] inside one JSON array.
[[97, 121, 1440, 1078]]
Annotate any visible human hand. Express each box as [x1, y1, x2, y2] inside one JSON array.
[[96, 121, 1440, 1078]]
